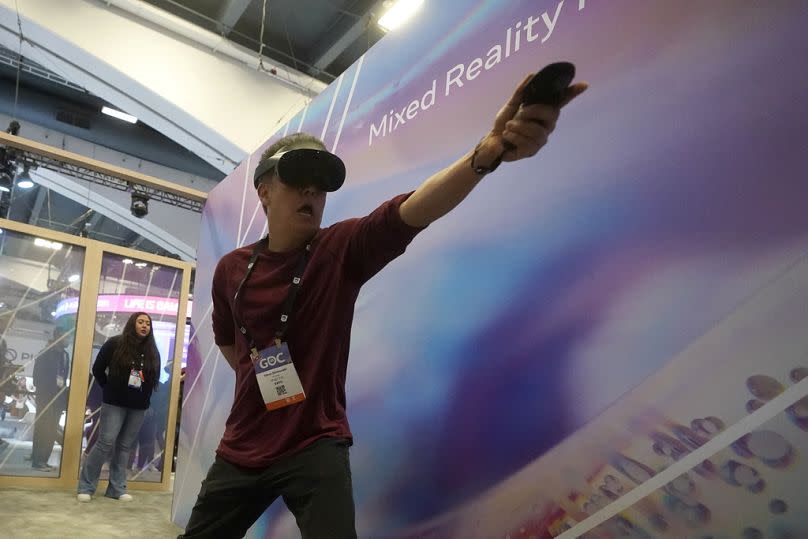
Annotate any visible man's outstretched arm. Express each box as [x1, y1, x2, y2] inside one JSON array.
[[399, 74, 587, 228]]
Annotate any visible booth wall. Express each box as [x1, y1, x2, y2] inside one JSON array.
[[175, 1, 808, 537]]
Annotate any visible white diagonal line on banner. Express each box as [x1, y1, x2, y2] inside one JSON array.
[[297, 104, 308, 133], [333, 54, 365, 154], [558, 378, 808, 538], [321, 73, 345, 141], [236, 153, 252, 245]]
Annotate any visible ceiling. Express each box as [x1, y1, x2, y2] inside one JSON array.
[[0, 46, 209, 260], [140, 0, 387, 83], [0, 0, 390, 260]]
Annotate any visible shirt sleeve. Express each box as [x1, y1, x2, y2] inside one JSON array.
[[32, 353, 44, 387], [342, 192, 426, 284], [211, 256, 237, 346], [92, 339, 114, 387]]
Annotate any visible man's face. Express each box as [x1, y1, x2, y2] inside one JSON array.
[[258, 176, 327, 235]]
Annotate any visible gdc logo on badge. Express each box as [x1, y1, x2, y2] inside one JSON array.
[[258, 352, 287, 370]]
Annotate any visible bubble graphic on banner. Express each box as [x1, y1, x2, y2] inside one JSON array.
[[786, 395, 808, 431], [747, 399, 766, 413], [789, 367, 808, 383], [612, 454, 656, 485], [663, 494, 711, 528], [719, 460, 765, 493], [769, 498, 788, 514], [691, 416, 724, 437], [742, 527, 764, 539], [734, 430, 794, 468], [602, 516, 652, 538], [746, 375, 784, 401]]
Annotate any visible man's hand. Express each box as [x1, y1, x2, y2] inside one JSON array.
[[474, 75, 588, 167], [399, 72, 587, 228]]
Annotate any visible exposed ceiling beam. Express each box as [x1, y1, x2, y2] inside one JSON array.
[[27, 184, 47, 226], [83, 210, 105, 238], [216, 0, 253, 36], [31, 168, 196, 261], [311, 2, 382, 72]]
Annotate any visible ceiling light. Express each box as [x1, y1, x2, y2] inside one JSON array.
[[101, 106, 137, 124], [34, 237, 63, 250], [15, 164, 34, 188], [378, 0, 424, 31], [68, 274, 80, 282], [134, 262, 148, 268], [122, 258, 134, 265]]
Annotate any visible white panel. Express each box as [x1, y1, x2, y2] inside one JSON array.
[[0, 0, 326, 172]]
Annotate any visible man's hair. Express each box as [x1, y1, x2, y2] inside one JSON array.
[[256, 132, 327, 185]]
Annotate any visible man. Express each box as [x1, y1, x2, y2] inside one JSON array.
[[0, 333, 11, 449], [31, 327, 69, 471], [180, 73, 587, 538]]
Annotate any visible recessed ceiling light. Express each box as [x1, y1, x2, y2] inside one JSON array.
[[378, 0, 424, 31], [34, 238, 63, 250], [102, 106, 137, 124]]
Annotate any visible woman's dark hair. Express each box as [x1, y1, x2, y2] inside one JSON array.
[[108, 311, 160, 390]]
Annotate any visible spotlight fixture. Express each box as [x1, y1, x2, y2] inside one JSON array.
[[130, 192, 149, 218], [16, 164, 33, 189]]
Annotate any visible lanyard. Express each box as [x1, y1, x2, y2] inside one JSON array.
[[233, 236, 312, 360]]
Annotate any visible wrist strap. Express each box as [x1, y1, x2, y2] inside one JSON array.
[[470, 139, 503, 175]]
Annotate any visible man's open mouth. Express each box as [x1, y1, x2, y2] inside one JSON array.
[[297, 203, 314, 217]]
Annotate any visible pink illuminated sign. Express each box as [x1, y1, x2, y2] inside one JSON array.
[[55, 295, 193, 318]]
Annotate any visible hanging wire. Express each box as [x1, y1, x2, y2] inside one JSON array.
[[12, 0, 23, 121], [257, 0, 271, 73], [255, 0, 319, 108]]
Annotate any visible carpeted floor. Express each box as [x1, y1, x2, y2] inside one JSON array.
[[0, 487, 183, 538]]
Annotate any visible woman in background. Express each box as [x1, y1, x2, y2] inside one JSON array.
[[77, 311, 160, 502]]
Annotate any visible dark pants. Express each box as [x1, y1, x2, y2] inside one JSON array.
[[31, 396, 60, 467], [179, 438, 356, 539], [130, 410, 157, 469]]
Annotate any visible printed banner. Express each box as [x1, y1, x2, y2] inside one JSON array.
[[174, 1, 808, 537]]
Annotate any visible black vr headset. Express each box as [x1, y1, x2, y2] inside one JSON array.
[[252, 142, 346, 192]]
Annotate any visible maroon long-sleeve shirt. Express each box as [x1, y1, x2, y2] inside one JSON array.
[[211, 193, 423, 467]]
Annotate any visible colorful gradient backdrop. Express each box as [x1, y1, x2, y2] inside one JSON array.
[[173, 1, 808, 537]]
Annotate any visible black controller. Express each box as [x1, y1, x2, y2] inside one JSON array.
[[473, 62, 577, 173], [521, 61, 576, 107], [498, 62, 576, 155]]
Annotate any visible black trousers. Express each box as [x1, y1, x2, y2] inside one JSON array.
[[179, 438, 356, 539], [31, 397, 60, 467]]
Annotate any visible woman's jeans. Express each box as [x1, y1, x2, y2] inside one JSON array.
[[78, 403, 146, 498]]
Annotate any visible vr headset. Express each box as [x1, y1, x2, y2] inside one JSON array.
[[252, 142, 346, 192]]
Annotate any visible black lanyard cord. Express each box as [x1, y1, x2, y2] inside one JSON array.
[[233, 236, 312, 359]]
